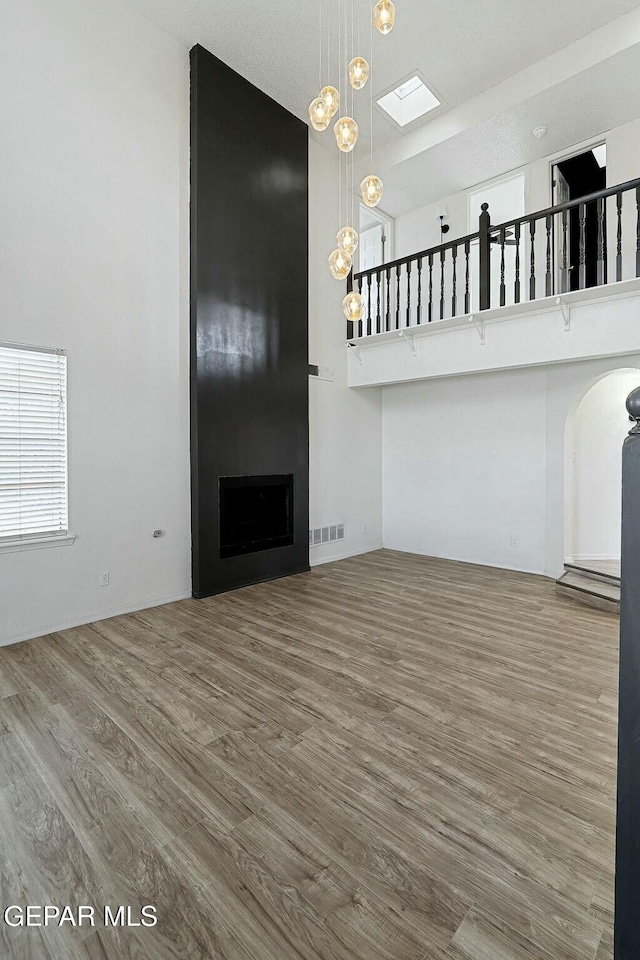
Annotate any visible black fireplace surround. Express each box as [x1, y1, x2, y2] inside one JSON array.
[[190, 45, 309, 598], [219, 475, 294, 559]]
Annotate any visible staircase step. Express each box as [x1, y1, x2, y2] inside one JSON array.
[[556, 570, 620, 614], [564, 561, 620, 587]]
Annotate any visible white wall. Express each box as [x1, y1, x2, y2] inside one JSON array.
[[6, 4, 635, 646], [0, 4, 381, 646], [527, 116, 640, 213], [528, 120, 640, 282], [382, 354, 640, 577], [394, 168, 528, 261], [0, 0, 191, 645], [396, 116, 640, 258], [348, 283, 640, 388], [391, 116, 640, 314], [382, 368, 548, 574], [566, 368, 640, 562], [309, 141, 383, 564]]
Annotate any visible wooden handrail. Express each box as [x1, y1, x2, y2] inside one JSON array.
[[354, 177, 640, 283], [488, 176, 640, 234], [354, 229, 480, 281], [347, 176, 640, 337]]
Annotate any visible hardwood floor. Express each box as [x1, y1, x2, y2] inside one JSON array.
[[569, 560, 621, 579], [0, 550, 617, 960]]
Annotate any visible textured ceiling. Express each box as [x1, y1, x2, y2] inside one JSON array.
[[380, 44, 640, 216], [123, 0, 640, 215], [123, 0, 639, 128]]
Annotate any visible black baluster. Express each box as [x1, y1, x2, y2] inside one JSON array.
[[417, 257, 423, 324], [500, 229, 506, 307], [428, 254, 433, 323], [376, 269, 381, 334], [354, 275, 362, 337], [617, 192, 623, 283], [636, 186, 640, 278], [406, 261, 411, 327], [464, 239, 471, 314], [545, 214, 553, 297], [346, 271, 354, 339], [578, 202, 587, 290], [366, 273, 372, 336], [561, 208, 569, 293], [529, 219, 536, 301], [395, 265, 401, 330], [451, 244, 458, 317], [514, 222, 521, 304], [385, 268, 391, 331], [440, 249, 446, 320], [596, 196, 606, 287]]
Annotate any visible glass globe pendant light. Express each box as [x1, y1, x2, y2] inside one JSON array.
[[360, 174, 384, 207], [343, 291, 364, 323], [348, 57, 370, 90], [336, 226, 359, 257], [374, 0, 396, 34], [321, 86, 340, 118], [309, 96, 330, 131], [334, 116, 359, 153], [328, 247, 352, 281]]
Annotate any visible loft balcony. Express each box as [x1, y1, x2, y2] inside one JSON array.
[[347, 177, 640, 387]]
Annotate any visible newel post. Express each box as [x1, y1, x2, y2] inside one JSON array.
[[615, 386, 640, 959], [479, 203, 491, 311]]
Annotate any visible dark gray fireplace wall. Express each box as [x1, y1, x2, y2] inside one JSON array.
[[190, 44, 310, 598]]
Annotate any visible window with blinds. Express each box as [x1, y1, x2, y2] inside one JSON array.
[[0, 344, 68, 543]]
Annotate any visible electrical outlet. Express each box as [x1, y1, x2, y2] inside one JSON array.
[[510, 537, 519, 549], [99, 571, 110, 587]]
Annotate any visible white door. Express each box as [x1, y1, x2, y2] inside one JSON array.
[[553, 167, 571, 293], [360, 224, 384, 271], [467, 174, 526, 310], [359, 225, 385, 331]]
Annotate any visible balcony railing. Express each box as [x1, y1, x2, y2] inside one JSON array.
[[348, 176, 640, 339]]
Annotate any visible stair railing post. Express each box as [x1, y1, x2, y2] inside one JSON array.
[[479, 203, 491, 311], [346, 271, 354, 339], [615, 386, 640, 959]]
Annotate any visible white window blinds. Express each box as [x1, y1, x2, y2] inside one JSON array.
[[0, 344, 68, 543]]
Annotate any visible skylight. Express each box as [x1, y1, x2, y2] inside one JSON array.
[[592, 144, 607, 169], [377, 75, 441, 127]]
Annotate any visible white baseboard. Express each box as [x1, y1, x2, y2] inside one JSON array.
[[382, 544, 548, 579], [0, 591, 192, 649], [566, 554, 621, 563], [310, 543, 383, 567]]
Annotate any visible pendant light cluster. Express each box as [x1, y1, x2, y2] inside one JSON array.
[[309, 0, 396, 323]]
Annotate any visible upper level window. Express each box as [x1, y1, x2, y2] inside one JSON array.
[[0, 344, 68, 544]]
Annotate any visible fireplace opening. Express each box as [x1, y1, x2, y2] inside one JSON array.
[[219, 475, 294, 559]]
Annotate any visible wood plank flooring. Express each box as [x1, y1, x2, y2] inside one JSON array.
[[0, 550, 618, 960]]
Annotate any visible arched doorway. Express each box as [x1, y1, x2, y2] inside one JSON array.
[[564, 368, 640, 568]]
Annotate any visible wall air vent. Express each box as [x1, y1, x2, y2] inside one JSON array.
[[309, 524, 346, 548]]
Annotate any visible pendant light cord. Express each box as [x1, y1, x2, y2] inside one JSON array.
[[327, 0, 331, 86], [344, 0, 347, 229], [318, 0, 322, 90], [370, 0, 374, 174]]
